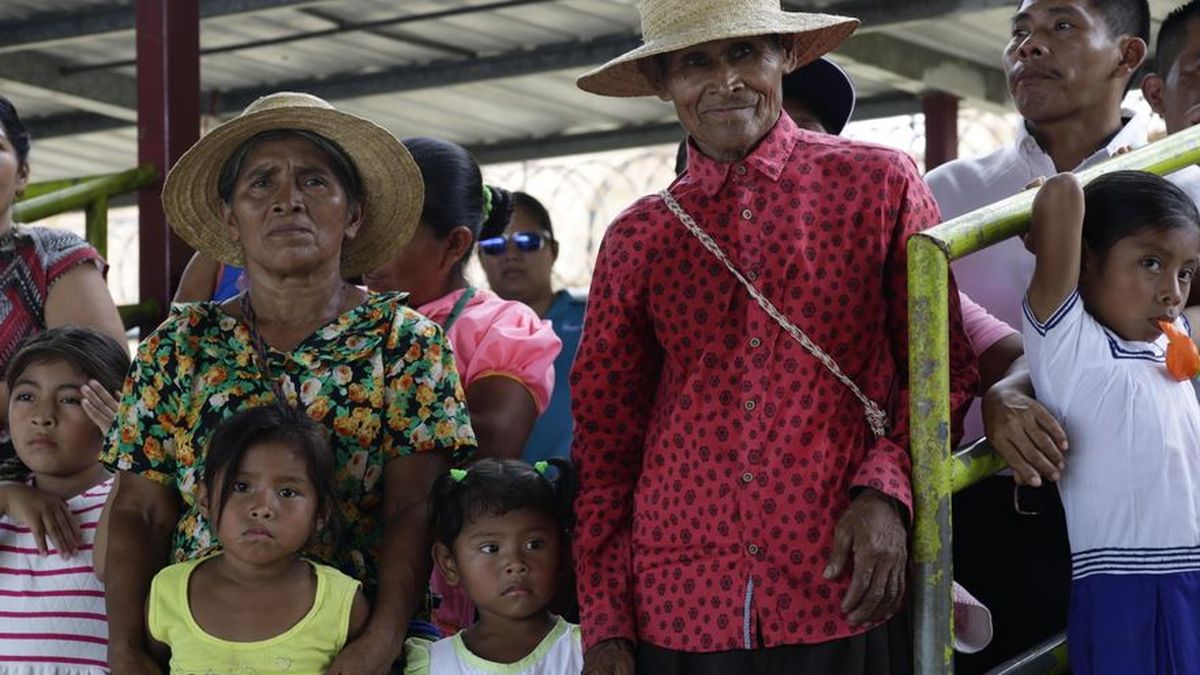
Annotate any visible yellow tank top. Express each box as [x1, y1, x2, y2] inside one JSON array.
[[148, 554, 361, 674]]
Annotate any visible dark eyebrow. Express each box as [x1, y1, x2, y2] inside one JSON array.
[[242, 164, 279, 182]]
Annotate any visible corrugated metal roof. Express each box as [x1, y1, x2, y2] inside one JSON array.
[[0, 0, 1183, 181]]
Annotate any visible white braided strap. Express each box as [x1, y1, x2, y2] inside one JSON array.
[[659, 190, 890, 439]]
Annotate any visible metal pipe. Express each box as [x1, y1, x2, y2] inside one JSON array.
[[950, 438, 1007, 494], [908, 233, 956, 673], [13, 165, 157, 224], [986, 633, 1068, 675]]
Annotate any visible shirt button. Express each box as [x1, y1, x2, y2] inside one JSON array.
[[749, 337, 762, 348], [746, 270, 758, 281], [744, 400, 756, 411], [741, 208, 753, 220], [747, 544, 760, 556], [742, 472, 754, 484], [735, 165, 747, 176]]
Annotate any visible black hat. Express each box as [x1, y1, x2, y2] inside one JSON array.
[[782, 56, 856, 136]]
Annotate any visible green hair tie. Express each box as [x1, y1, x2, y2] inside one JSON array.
[[449, 468, 468, 483], [534, 461, 549, 476], [481, 185, 494, 222]]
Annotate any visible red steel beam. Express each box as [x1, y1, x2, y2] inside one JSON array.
[[136, 0, 199, 329], [922, 91, 959, 172]]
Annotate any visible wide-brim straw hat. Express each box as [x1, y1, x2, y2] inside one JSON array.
[[162, 92, 423, 278], [577, 0, 859, 98]]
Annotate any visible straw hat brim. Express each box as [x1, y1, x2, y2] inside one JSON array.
[[578, 13, 859, 98], [162, 99, 423, 278]]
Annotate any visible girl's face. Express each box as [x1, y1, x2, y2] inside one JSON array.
[[1081, 226, 1200, 342], [201, 441, 321, 567], [8, 359, 104, 486], [436, 507, 561, 624]]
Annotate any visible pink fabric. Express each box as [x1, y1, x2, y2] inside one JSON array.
[[417, 288, 560, 413], [420, 288, 561, 635], [959, 292, 1018, 443], [959, 291, 1017, 357], [953, 581, 994, 654]]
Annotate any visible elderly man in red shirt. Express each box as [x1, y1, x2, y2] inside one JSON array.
[[569, 1, 977, 674]]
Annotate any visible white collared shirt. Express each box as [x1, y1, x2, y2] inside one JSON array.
[[926, 109, 1150, 331]]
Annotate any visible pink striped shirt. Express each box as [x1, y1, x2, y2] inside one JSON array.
[[0, 476, 113, 673]]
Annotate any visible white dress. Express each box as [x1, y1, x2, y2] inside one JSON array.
[[404, 615, 582, 675]]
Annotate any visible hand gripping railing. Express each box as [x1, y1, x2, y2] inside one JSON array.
[[14, 165, 160, 329], [907, 123, 1200, 674]]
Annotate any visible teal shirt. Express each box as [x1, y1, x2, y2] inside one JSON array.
[[521, 290, 586, 463]]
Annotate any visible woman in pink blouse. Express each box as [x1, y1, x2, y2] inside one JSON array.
[[364, 137, 561, 461]]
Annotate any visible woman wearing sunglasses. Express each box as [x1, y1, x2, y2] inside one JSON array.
[[480, 192, 586, 465]]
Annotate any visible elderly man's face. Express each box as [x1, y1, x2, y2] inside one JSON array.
[[658, 37, 796, 163]]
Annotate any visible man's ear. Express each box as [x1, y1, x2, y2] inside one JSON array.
[[1116, 36, 1148, 81], [780, 35, 803, 73], [639, 58, 671, 101], [549, 238, 560, 263], [432, 542, 461, 586], [1142, 72, 1166, 115]]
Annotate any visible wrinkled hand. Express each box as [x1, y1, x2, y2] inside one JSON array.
[[824, 489, 907, 626], [982, 384, 1067, 487], [81, 380, 119, 434], [0, 484, 80, 557], [582, 638, 636, 675], [327, 630, 401, 675]]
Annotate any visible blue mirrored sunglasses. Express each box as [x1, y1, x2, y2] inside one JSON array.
[[478, 232, 549, 256]]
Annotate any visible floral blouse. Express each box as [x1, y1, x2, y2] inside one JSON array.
[[102, 291, 476, 591]]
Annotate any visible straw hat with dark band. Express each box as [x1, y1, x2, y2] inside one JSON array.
[[577, 0, 859, 98], [162, 92, 423, 278]]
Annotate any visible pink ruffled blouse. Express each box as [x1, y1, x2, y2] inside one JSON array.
[[417, 288, 561, 413]]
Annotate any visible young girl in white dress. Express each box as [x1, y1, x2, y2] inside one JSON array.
[[1023, 170, 1200, 674], [405, 458, 582, 674]]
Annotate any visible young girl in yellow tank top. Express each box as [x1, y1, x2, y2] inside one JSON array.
[[145, 404, 369, 673]]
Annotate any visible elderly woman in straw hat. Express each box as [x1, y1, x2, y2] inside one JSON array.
[[570, 1, 977, 674], [100, 93, 476, 674]]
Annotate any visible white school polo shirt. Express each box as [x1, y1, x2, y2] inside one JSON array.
[[1022, 292, 1200, 579]]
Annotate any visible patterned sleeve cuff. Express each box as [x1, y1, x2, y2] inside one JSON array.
[[850, 438, 913, 522]]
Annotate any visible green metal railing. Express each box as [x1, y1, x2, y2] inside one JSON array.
[[14, 165, 159, 329], [907, 122, 1200, 674]]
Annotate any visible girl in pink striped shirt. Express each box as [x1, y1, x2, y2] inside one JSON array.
[[0, 327, 130, 673]]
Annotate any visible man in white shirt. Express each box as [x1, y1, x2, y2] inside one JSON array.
[[923, 1, 1149, 671], [1142, 1, 1200, 206]]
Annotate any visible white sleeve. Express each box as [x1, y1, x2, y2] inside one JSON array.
[[1021, 290, 1088, 406]]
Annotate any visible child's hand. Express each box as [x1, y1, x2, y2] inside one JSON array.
[[0, 484, 81, 557], [81, 380, 120, 434], [1027, 173, 1084, 255], [582, 639, 636, 675]]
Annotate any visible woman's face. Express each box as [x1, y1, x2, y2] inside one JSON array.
[[362, 222, 473, 307], [221, 135, 362, 277], [479, 205, 557, 302], [0, 123, 29, 222]]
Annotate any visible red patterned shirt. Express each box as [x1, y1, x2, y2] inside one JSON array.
[[570, 115, 976, 653]]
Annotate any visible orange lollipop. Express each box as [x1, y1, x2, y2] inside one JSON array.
[[1158, 320, 1200, 381]]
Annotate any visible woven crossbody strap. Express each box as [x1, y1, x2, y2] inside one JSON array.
[[659, 190, 889, 439]]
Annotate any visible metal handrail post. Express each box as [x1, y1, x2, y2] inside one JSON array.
[[908, 233, 955, 673]]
